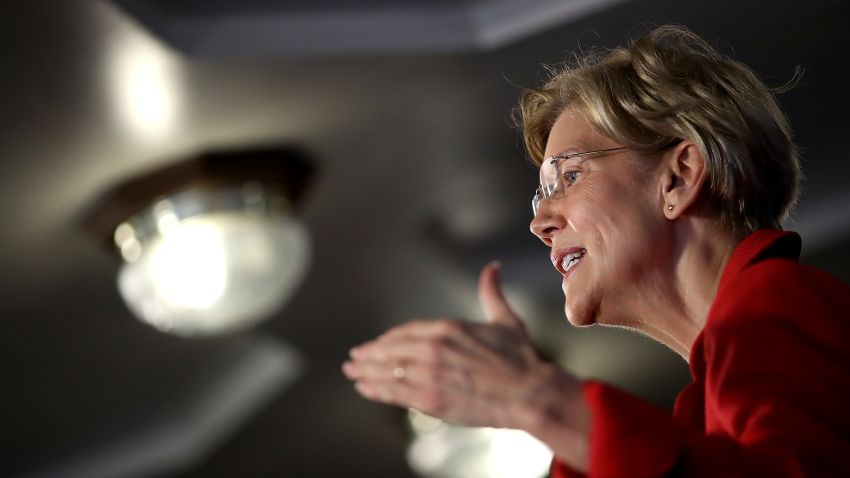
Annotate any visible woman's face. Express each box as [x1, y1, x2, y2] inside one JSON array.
[[530, 109, 669, 327]]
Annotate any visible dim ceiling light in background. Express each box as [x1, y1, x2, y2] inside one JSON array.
[[83, 147, 314, 336], [108, 18, 183, 140]]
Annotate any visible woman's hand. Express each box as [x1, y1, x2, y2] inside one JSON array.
[[342, 262, 587, 437]]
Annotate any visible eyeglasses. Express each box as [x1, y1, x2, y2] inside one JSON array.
[[531, 146, 628, 216]]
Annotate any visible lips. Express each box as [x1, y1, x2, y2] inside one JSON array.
[[552, 248, 587, 275]]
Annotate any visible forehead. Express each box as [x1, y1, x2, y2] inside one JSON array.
[[544, 109, 615, 158]]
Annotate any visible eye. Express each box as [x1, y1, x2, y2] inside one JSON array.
[[562, 169, 582, 186]]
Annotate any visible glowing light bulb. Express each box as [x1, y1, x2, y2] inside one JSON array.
[[149, 219, 228, 310]]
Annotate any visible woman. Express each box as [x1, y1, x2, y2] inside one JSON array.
[[342, 25, 850, 477]]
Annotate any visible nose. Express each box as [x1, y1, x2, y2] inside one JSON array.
[[530, 200, 564, 247]]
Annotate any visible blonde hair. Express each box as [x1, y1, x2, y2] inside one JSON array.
[[517, 25, 801, 234]]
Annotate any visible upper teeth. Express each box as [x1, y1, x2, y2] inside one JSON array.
[[561, 251, 585, 272]]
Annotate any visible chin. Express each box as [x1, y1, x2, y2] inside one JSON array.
[[564, 301, 597, 327]]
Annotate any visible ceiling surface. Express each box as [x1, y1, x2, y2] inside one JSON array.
[[2, 1, 849, 477]]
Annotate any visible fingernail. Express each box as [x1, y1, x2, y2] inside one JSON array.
[[488, 260, 502, 270]]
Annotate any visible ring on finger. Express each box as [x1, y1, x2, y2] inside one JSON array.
[[392, 366, 407, 380]]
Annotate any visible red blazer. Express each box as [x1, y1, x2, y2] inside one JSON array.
[[551, 229, 850, 477]]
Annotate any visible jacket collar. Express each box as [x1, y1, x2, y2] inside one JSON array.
[[717, 229, 801, 292], [683, 228, 801, 372]]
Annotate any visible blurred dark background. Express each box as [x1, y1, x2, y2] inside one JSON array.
[[2, 0, 848, 477]]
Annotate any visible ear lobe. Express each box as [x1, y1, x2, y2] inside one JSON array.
[[660, 141, 708, 219]]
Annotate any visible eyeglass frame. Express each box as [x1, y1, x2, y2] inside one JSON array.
[[531, 146, 629, 216]]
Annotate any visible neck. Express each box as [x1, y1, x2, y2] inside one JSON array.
[[629, 220, 741, 360]]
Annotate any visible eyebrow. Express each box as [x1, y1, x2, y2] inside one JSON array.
[[546, 150, 593, 164], [550, 142, 594, 158], [550, 149, 579, 160]]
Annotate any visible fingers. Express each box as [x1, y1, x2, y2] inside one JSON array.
[[353, 377, 417, 407], [351, 337, 452, 364], [345, 360, 472, 416], [344, 331, 471, 389], [343, 323, 477, 412], [353, 379, 446, 415], [351, 320, 477, 363], [377, 318, 467, 342], [343, 359, 402, 382], [478, 261, 525, 330], [343, 272, 531, 423], [343, 360, 449, 387]]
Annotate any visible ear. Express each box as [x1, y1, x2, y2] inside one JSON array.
[[659, 141, 708, 220]]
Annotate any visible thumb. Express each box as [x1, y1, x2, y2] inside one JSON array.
[[478, 261, 525, 331]]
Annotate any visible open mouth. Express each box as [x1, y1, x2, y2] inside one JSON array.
[[555, 249, 586, 275]]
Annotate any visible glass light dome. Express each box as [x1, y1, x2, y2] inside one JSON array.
[[112, 183, 310, 336]]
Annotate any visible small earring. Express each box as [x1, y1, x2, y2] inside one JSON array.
[[667, 205, 674, 211]]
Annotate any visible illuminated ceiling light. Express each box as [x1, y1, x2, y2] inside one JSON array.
[[83, 147, 314, 336], [406, 409, 553, 478]]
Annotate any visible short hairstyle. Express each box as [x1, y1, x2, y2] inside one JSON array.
[[517, 25, 801, 235]]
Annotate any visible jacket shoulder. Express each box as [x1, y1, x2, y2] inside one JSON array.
[[707, 257, 850, 354]]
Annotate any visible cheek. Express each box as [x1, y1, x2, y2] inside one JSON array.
[[569, 182, 627, 251], [582, 182, 661, 277]]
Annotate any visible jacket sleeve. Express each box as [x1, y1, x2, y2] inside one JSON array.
[[551, 259, 850, 478]]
